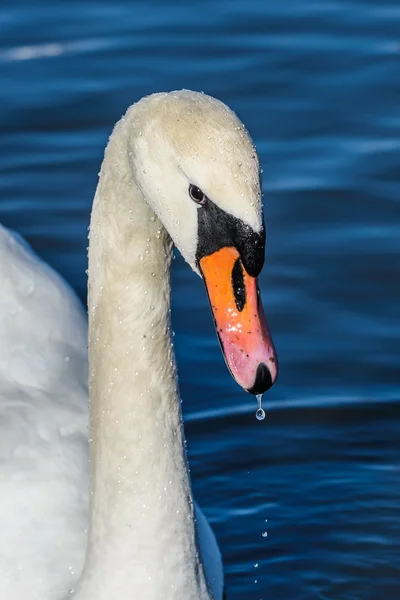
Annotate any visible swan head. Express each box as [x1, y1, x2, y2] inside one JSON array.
[[127, 90, 278, 393]]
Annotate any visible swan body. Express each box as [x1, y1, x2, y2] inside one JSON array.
[[0, 91, 277, 600]]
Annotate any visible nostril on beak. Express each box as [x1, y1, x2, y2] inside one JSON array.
[[247, 363, 273, 395]]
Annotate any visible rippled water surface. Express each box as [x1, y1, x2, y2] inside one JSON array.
[[1, 1, 399, 598]]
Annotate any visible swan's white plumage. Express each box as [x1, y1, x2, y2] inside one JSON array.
[[0, 224, 222, 599], [0, 224, 88, 599], [0, 90, 263, 599]]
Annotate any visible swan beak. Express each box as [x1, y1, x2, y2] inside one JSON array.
[[199, 246, 278, 394]]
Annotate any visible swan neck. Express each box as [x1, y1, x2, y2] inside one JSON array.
[[81, 115, 209, 598]]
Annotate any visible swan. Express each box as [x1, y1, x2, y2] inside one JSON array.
[[0, 90, 278, 600]]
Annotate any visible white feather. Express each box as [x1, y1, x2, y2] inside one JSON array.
[[0, 224, 223, 600]]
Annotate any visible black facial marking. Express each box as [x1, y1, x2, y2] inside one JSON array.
[[196, 198, 265, 277], [231, 258, 246, 312]]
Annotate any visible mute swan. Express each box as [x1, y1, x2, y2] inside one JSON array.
[[0, 90, 278, 600]]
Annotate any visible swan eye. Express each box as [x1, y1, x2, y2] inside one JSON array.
[[189, 184, 207, 205]]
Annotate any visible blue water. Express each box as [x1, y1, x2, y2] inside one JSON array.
[[1, 1, 399, 598]]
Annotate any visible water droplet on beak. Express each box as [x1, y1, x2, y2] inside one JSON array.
[[255, 393, 265, 421]]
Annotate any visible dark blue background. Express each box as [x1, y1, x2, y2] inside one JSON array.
[[1, 1, 399, 598]]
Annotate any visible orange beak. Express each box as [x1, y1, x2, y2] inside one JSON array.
[[199, 246, 278, 394]]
